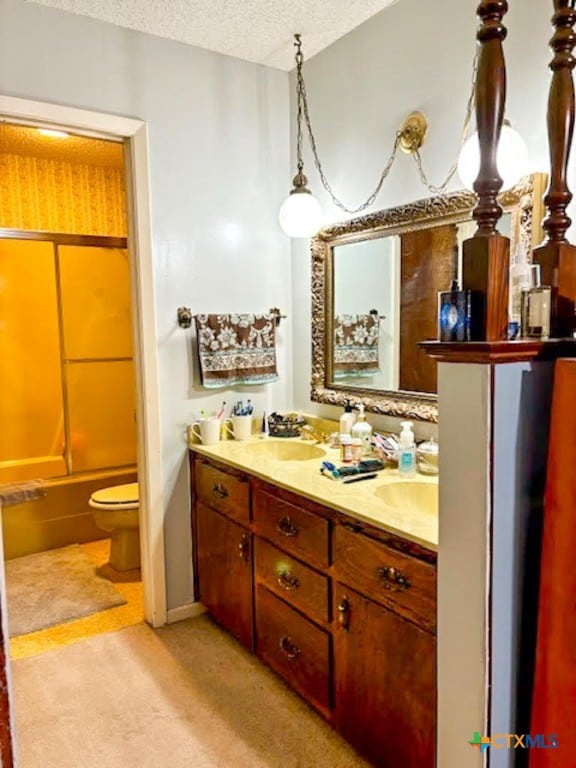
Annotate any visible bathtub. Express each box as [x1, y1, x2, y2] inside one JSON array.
[[0, 466, 137, 560]]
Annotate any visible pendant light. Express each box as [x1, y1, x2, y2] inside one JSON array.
[[279, 36, 323, 237]]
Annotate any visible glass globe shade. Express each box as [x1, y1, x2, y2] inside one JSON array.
[[279, 190, 323, 238], [457, 123, 529, 192]]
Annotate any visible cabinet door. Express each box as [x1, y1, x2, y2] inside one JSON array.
[[195, 501, 253, 651], [333, 584, 435, 768]]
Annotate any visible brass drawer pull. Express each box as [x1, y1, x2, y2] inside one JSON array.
[[377, 565, 411, 591], [277, 516, 298, 537], [277, 570, 299, 591], [238, 533, 250, 562], [279, 635, 301, 660], [212, 482, 229, 500], [338, 596, 350, 631]]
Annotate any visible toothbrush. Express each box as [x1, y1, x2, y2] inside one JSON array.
[[216, 401, 226, 419]]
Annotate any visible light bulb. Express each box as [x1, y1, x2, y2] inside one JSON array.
[[38, 128, 69, 139], [279, 190, 323, 238], [457, 123, 529, 192]]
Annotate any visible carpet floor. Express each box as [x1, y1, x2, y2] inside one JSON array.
[[5, 544, 126, 637], [12, 615, 370, 768]]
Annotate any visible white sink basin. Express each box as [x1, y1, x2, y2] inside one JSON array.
[[241, 440, 326, 462], [375, 481, 438, 516]]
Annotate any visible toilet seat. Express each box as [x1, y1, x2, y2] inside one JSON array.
[[89, 482, 139, 510]]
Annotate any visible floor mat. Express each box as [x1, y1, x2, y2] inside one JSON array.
[[5, 544, 126, 637]]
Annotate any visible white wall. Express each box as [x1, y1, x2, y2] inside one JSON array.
[[0, 0, 291, 611], [291, 0, 556, 439]]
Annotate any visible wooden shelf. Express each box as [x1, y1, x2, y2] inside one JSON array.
[[419, 339, 576, 364]]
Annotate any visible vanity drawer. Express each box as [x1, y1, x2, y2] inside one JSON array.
[[255, 538, 329, 625], [255, 585, 331, 714], [194, 461, 250, 524], [333, 525, 436, 632], [252, 489, 330, 569]]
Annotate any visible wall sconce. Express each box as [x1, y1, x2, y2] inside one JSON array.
[[457, 119, 529, 191], [279, 34, 529, 238]]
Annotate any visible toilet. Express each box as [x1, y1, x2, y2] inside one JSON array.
[[89, 483, 140, 571]]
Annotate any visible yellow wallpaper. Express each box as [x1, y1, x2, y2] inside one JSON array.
[[0, 154, 127, 236]]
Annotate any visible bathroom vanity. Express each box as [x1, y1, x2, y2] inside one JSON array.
[[189, 438, 437, 767]]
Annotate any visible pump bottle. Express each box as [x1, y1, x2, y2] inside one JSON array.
[[339, 400, 356, 436], [398, 421, 416, 477], [351, 403, 373, 457]]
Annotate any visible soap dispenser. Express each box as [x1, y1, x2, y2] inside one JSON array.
[[339, 400, 356, 436], [398, 421, 416, 477], [351, 403, 373, 457]]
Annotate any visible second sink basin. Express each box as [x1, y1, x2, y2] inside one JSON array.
[[375, 481, 438, 516], [242, 440, 326, 462]]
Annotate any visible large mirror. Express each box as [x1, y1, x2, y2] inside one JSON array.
[[311, 173, 546, 422]]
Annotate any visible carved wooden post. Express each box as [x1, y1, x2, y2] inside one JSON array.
[[533, 0, 576, 338], [462, 0, 510, 341]]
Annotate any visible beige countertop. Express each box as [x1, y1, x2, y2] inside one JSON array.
[[189, 436, 438, 552]]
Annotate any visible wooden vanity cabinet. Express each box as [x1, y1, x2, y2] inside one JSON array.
[[190, 454, 437, 766], [193, 460, 253, 651], [333, 583, 435, 768]]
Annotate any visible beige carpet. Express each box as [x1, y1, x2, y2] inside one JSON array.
[[5, 544, 126, 637], [12, 615, 370, 768]]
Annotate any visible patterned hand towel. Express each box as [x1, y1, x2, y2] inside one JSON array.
[[195, 313, 279, 388], [333, 313, 380, 378]]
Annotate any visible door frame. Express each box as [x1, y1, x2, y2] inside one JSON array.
[[0, 94, 167, 628]]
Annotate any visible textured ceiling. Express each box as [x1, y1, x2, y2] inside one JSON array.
[[29, 0, 400, 70], [0, 124, 124, 167]]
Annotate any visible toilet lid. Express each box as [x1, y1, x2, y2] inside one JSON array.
[[91, 483, 139, 505]]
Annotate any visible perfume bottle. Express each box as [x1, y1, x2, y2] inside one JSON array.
[[520, 264, 551, 339]]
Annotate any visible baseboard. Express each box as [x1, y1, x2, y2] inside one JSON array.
[[166, 602, 206, 624]]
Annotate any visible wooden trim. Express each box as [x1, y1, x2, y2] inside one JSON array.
[[0, 228, 127, 248], [420, 338, 576, 364], [472, 0, 509, 234], [542, 0, 576, 244]]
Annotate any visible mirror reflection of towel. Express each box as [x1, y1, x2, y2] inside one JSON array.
[[195, 313, 279, 388], [333, 314, 380, 378]]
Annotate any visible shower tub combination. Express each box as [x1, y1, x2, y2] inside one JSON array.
[[0, 233, 138, 561]]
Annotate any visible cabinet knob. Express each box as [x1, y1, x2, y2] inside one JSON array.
[[238, 533, 250, 562], [338, 596, 350, 631], [277, 570, 299, 591], [377, 565, 411, 591], [279, 635, 301, 660], [277, 516, 298, 537], [212, 482, 229, 500]]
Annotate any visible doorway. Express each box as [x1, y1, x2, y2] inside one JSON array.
[[0, 97, 166, 629]]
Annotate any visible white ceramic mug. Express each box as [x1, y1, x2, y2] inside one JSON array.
[[224, 414, 253, 441], [190, 417, 221, 446]]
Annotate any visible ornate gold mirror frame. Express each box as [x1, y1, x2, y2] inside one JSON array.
[[310, 173, 547, 423]]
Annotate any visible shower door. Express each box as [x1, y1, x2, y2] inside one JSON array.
[[0, 234, 135, 483], [0, 239, 66, 482]]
